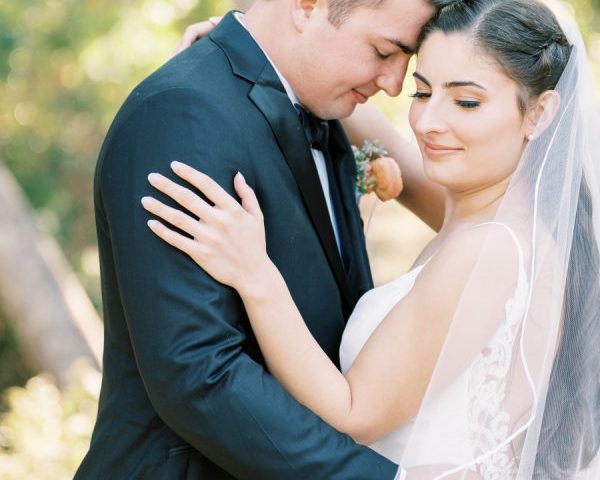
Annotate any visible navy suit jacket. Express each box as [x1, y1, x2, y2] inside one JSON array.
[[75, 12, 398, 479]]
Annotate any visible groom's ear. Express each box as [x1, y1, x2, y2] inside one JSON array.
[[525, 90, 561, 140], [291, 0, 320, 31]]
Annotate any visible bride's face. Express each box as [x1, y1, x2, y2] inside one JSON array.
[[408, 31, 530, 193]]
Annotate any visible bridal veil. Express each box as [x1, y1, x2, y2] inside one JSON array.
[[400, 7, 600, 479]]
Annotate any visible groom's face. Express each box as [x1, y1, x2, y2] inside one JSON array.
[[290, 0, 434, 119]]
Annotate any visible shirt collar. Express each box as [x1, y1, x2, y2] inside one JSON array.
[[233, 12, 300, 106]]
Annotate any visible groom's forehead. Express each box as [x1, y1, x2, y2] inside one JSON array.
[[339, 0, 433, 46], [338, 0, 435, 28]]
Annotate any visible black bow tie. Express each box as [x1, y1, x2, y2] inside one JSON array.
[[295, 104, 329, 151]]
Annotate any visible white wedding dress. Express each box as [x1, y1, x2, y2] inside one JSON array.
[[339, 223, 529, 478]]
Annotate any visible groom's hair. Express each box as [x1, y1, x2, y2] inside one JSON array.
[[327, 0, 453, 27]]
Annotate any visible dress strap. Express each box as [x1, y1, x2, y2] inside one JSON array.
[[470, 221, 526, 281]]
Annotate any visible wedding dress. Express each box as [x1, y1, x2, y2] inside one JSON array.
[[339, 223, 528, 478]]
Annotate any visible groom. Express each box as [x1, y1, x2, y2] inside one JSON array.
[[76, 0, 440, 478]]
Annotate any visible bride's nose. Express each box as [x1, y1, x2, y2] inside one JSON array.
[[412, 99, 448, 135]]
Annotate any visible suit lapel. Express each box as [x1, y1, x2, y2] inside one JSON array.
[[209, 15, 351, 306], [248, 76, 351, 308], [329, 122, 374, 301]]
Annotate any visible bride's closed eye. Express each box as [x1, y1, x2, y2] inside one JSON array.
[[455, 99, 480, 109], [409, 91, 431, 99]]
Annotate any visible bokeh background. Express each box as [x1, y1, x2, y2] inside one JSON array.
[[0, 0, 598, 477]]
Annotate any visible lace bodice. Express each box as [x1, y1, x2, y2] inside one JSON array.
[[339, 223, 528, 478]]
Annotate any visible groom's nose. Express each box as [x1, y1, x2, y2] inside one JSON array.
[[375, 57, 408, 97]]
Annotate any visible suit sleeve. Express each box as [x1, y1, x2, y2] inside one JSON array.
[[97, 88, 398, 479]]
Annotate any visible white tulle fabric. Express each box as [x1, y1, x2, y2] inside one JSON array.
[[343, 10, 600, 480]]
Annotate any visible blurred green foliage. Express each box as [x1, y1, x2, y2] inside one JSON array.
[[0, 315, 30, 404], [0, 0, 231, 309], [0, 361, 100, 480]]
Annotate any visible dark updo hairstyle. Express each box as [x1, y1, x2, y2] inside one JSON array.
[[418, 0, 600, 477]]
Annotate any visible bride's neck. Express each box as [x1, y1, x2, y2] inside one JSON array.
[[442, 178, 510, 228]]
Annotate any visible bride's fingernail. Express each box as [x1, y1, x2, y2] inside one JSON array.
[[171, 161, 183, 171], [236, 171, 246, 182], [148, 173, 159, 183]]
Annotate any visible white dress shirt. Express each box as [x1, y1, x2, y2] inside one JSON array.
[[234, 13, 405, 480]]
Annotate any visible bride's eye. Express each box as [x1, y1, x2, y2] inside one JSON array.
[[455, 100, 480, 109], [409, 92, 431, 99]]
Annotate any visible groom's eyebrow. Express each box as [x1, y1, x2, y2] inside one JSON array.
[[386, 38, 415, 55]]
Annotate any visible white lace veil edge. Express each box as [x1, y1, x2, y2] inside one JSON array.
[[398, 10, 600, 480]]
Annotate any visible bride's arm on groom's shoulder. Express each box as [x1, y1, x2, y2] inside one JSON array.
[[169, 16, 222, 59], [342, 103, 444, 231], [142, 164, 506, 446]]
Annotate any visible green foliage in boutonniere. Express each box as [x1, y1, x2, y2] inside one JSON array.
[[353, 139, 388, 195]]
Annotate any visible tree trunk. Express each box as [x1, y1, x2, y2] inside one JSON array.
[[0, 160, 102, 386]]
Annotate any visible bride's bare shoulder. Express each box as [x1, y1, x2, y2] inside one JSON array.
[[410, 222, 525, 309]]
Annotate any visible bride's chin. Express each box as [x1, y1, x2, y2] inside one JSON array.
[[422, 163, 454, 189]]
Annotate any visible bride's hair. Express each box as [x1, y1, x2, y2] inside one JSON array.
[[418, 0, 600, 476]]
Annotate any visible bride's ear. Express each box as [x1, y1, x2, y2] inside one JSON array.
[[525, 90, 561, 141]]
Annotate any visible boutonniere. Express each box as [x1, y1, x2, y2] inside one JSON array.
[[353, 140, 403, 203], [353, 139, 388, 196]]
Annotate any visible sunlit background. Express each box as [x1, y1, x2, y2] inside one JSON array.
[[0, 0, 598, 477]]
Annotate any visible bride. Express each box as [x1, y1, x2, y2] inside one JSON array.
[[142, 0, 600, 477]]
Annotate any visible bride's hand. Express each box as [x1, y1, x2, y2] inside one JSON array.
[[141, 162, 270, 292], [170, 16, 222, 59]]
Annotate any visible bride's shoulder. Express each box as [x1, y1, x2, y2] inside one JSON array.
[[411, 222, 525, 306]]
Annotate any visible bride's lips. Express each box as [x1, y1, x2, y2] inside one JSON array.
[[423, 141, 464, 157], [352, 89, 369, 104]]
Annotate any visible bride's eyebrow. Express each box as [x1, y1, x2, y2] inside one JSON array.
[[412, 73, 487, 91], [413, 72, 431, 86], [444, 80, 487, 90]]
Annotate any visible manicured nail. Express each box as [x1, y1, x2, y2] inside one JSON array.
[[147, 219, 158, 229], [148, 173, 159, 183], [171, 161, 183, 171], [236, 171, 246, 182], [141, 196, 150, 206]]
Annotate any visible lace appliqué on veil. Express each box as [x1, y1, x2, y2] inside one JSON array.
[[467, 270, 529, 480]]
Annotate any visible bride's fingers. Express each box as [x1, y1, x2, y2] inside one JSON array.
[[141, 196, 202, 238], [170, 162, 240, 211], [169, 18, 221, 60], [147, 219, 208, 258], [148, 172, 214, 221], [234, 172, 263, 221]]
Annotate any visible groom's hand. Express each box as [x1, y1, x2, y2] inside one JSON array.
[[170, 16, 222, 59]]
